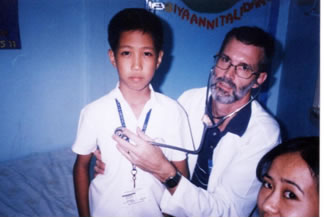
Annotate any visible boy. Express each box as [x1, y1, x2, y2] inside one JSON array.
[[72, 8, 191, 216]]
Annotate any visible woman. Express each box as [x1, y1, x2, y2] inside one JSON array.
[[256, 136, 319, 217]]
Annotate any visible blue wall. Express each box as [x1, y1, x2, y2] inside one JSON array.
[[1, 1, 88, 161], [276, 0, 319, 139], [0, 0, 143, 161], [0, 0, 319, 162]]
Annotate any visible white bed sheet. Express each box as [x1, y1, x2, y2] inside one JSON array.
[[0, 147, 78, 216]]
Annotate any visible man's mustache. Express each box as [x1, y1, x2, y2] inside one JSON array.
[[210, 77, 237, 90]]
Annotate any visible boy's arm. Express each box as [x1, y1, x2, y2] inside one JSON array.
[[93, 149, 105, 177], [73, 154, 92, 217]]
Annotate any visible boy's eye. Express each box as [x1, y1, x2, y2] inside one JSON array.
[[284, 191, 297, 200], [144, 52, 153, 57], [120, 51, 130, 56]]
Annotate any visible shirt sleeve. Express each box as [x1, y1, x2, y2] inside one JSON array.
[[72, 107, 98, 155], [160, 176, 239, 216]]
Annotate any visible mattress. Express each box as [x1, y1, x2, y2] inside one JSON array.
[[0, 147, 78, 216]]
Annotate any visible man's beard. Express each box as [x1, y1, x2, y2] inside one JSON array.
[[209, 75, 257, 104]]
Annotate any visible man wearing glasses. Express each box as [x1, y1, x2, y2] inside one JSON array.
[[104, 26, 281, 216]]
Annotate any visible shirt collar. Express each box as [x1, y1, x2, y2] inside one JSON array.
[[224, 101, 252, 137], [113, 82, 156, 110]]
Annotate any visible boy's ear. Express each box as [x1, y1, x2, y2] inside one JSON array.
[[156, 51, 164, 69], [252, 72, 267, 88], [108, 49, 117, 67]]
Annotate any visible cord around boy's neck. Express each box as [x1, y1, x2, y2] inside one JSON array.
[[119, 85, 152, 119]]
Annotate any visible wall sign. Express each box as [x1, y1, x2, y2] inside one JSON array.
[[164, 0, 272, 30], [0, 0, 21, 49]]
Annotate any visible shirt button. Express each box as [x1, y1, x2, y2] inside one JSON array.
[[213, 132, 217, 136]]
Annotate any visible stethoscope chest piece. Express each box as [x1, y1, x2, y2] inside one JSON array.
[[114, 127, 130, 141]]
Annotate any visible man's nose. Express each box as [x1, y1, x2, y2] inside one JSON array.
[[223, 63, 236, 78]]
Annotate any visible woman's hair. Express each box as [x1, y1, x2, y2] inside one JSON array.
[[256, 136, 319, 188]]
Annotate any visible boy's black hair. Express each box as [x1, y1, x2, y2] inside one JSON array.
[[219, 26, 275, 73], [108, 8, 164, 53], [256, 136, 319, 189]]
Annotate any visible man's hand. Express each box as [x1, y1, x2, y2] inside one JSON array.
[[93, 149, 106, 177], [112, 127, 177, 183]]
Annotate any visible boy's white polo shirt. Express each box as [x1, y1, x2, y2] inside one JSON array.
[[72, 83, 192, 216]]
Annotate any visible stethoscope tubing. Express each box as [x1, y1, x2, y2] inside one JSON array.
[[115, 69, 260, 154]]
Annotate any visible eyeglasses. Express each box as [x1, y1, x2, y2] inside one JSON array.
[[213, 54, 259, 79]]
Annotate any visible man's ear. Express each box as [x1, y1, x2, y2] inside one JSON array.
[[156, 51, 164, 69], [108, 49, 117, 67], [253, 72, 267, 88]]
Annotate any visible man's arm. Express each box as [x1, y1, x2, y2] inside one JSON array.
[[113, 128, 184, 194], [172, 160, 188, 179], [114, 125, 281, 216], [167, 159, 188, 194], [73, 154, 92, 217], [92, 142, 188, 195]]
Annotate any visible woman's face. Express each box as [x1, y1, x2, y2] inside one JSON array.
[[257, 152, 319, 217]]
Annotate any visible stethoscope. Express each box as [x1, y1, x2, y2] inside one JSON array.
[[114, 67, 260, 154]]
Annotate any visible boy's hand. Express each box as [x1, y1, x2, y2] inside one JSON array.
[[93, 149, 106, 177]]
